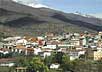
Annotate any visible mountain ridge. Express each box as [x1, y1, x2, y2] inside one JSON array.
[[0, 0, 102, 36]]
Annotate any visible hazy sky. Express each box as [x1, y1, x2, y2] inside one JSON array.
[[38, 0, 101, 13], [38, 0, 102, 18], [15, 0, 102, 18]]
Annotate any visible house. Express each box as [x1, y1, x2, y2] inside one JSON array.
[[0, 50, 9, 54], [93, 49, 102, 60], [43, 51, 51, 58], [76, 46, 83, 50], [16, 67, 27, 72], [3, 36, 21, 42], [34, 48, 42, 55], [42, 45, 57, 49], [68, 51, 79, 60], [37, 36, 44, 41], [58, 44, 75, 51], [39, 50, 52, 58], [0, 63, 14, 67], [68, 50, 85, 60], [46, 32, 54, 40], [0, 58, 15, 67], [98, 32, 102, 39], [50, 63, 60, 69], [70, 38, 80, 46], [16, 39, 28, 45], [81, 36, 88, 46], [15, 45, 34, 55], [57, 48, 67, 53], [24, 36, 37, 42]]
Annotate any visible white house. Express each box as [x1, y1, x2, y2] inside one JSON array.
[[50, 64, 60, 69], [34, 48, 42, 55], [93, 50, 102, 60], [69, 50, 85, 60], [42, 45, 57, 49], [37, 36, 44, 40], [16, 39, 28, 45], [43, 51, 51, 58], [0, 63, 15, 67], [3, 36, 21, 42], [0, 50, 9, 54], [38, 51, 52, 58]]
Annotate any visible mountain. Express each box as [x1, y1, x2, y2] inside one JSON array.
[[12, 0, 50, 8], [0, 0, 102, 36]]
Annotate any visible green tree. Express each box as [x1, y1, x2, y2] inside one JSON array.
[[79, 54, 86, 60], [61, 54, 73, 72], [0, 53, 4, 58], [15, 56, 29, 67], [29, 56, 49, 72], [44, 56, 52, 68]]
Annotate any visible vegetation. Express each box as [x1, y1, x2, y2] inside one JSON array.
[[0, 67, 14, 72], [0, 52, 102, 72], [15, 56, 49, 72]]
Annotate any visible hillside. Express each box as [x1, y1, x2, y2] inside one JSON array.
[[0, 0, 102, 36]]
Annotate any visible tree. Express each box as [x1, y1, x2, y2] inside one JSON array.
[[71, 59, 94, 72], [79, 54, 86, 60], [44, 56, 52, 68], [15, 56, 49, 72], [0, 53, 4, 58], [29, 56, 49, 72], [54, 52, 64, 64], [15, 56, 29, 67], [61, 54, 73, 72]]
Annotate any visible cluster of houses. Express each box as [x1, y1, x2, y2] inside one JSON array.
[[0, 31, 102, 62]]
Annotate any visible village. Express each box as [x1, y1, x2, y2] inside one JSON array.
[[0, 31, 102, 72]]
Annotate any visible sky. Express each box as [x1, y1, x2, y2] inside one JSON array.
[[38, 0, 102, 18], [13, 0, 102, 18]]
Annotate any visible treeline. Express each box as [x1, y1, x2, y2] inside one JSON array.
[[14, 52, 102, 72]]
